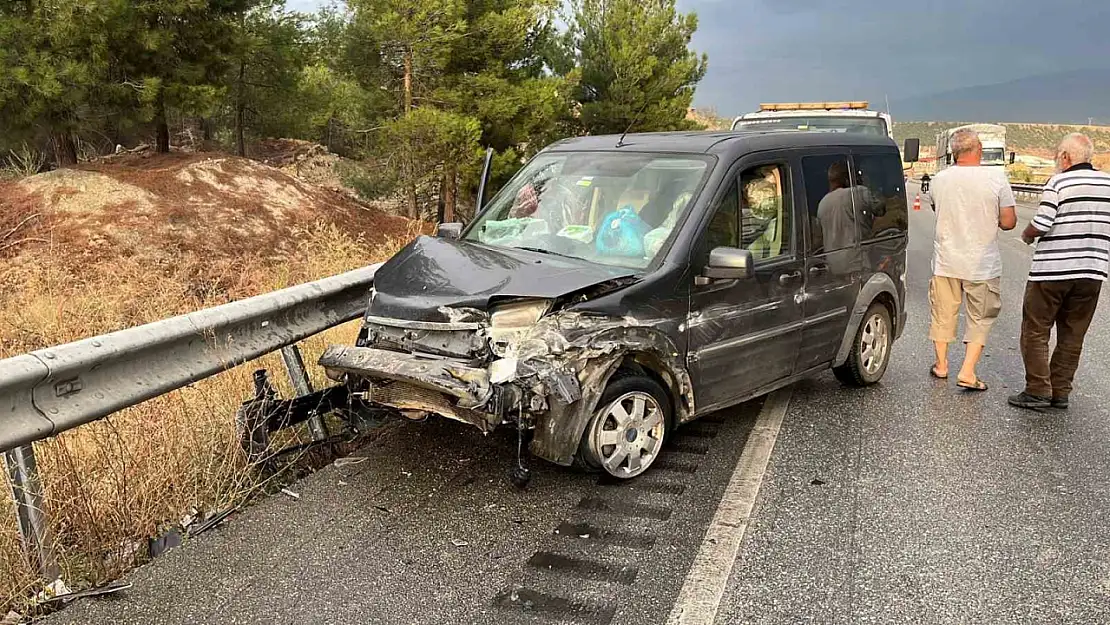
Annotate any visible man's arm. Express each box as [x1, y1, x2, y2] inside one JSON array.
[[999, 206, 1017, 231], [1020, 180, 1059, 244], [997, 176, 1018, 231]]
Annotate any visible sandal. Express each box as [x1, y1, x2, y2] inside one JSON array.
[[929, 365, 948, 380], [957, 378, 988, 392]]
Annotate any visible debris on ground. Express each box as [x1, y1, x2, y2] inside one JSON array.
[[39, 581, 132, 606], [280, 488, 300, 500], [334, 456, 368, 467], [32, 579, 71, 605], [148, 528, 184, 559], [451, 539, 469, 548], [188, 507, 237, 538]]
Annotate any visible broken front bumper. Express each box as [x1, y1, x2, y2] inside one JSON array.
[[318, 345, 503, 431]]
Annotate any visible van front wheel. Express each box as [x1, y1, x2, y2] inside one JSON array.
[[577, 375, 671, 479], [833, 302, 892, 387]]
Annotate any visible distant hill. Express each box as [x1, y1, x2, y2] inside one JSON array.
[[893, 121, 1110, 156], [890, 69, 1110, 125]]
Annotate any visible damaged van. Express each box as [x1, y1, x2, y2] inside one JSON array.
[[320, 131, 917, 480]]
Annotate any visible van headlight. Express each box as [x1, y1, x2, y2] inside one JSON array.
[[490, 300, 551, 330], [489, 300, 552, 356]]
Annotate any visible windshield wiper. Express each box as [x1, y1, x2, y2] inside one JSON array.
[[514, 246, 580, 261]]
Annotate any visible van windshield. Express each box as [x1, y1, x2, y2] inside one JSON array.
[[464, 152, 711, 269], [735, 116, 889, 137], [981, 148, 1006, 165]]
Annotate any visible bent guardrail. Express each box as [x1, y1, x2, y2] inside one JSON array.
[[0, 263, 380, 581]]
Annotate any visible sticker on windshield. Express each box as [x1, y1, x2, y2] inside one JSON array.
[[576, 177, 594, 187]]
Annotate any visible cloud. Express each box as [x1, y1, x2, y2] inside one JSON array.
[[680, 0, 1110, 115]]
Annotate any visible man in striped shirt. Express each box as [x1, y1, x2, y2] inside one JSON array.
[[1009, 133, 1110, 410]]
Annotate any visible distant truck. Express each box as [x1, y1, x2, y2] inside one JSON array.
[[731, 102, 895, 142], [935, 123, 1014, 171]]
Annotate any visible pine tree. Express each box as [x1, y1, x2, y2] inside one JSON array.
[[437, 0, 575, 214], [347, 0, 467, 218], [0, 0, 125, 165], [118, 0, 258, 153], [226, 1, 305, 156], [570, 0, 707, 136]]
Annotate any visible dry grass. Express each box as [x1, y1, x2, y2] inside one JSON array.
[[0, 158, 423, 613]]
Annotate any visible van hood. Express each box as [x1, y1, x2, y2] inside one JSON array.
[[368, 235, 639, 323]]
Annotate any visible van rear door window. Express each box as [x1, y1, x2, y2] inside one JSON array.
[[802, 154, 857, 256], [852, 153, 908, 241]]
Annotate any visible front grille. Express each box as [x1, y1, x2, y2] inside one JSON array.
[[364, 322, 489, 363]]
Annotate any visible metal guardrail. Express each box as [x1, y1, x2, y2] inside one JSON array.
[[911, 177, 1045, 199], [1011, 182, 1046, 199], [0, 263, 380, 581]]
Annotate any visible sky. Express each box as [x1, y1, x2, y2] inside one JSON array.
[[286, 0, 1110, 117]]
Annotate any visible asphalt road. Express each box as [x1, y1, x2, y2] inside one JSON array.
[[45, 184, 1110, 625]]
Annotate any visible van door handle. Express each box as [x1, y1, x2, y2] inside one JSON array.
[[809, 265, 828, 276], [779, 271, 802, 285]]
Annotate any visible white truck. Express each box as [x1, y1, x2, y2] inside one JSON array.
[[934, 123, 1012, 170], [731, 102, 895, 141]]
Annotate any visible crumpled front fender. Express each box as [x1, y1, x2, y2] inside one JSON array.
[[527, 324, 694, 466]]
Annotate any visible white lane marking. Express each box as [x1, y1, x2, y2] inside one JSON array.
[[666, 388, 792, 625]]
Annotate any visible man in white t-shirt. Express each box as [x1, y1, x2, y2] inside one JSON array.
[[924, 129, 1017, 390]]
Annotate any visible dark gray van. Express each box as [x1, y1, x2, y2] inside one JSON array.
[[320, 131, 914, 481]]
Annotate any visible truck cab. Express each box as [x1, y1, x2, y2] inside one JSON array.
[[935, 123, 1014, 170], [731, 102, 895, 142]]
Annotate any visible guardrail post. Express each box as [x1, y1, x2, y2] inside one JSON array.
[[4, 444, 60, 581], [279, 345, 328, 441]]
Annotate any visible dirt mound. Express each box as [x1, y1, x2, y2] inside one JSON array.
[[256, 138, 346, 191], [0, 152, 424, 297]]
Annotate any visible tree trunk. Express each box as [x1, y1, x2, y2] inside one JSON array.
[[51, 132, 77, 167], [403, 49, 417, 219], [155, 87, 170, 154], [403, 51, 413, 113], [444, 162, 457, 223], [437, 170, 447, 224], [236, 107, 246, 157], [202, 117, 214, 142], [235, 62, 246, 157]]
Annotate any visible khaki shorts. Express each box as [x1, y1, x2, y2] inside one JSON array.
[[928, 276, 1002, 345]]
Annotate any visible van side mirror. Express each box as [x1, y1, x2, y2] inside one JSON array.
[[702, 247, 753, 282], [1009, 151, 1016, 164], [902, 138, 920, 163], [437, 222, 463, 240]]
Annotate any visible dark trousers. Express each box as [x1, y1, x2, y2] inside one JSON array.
[[1020, 279, 1103, 398]]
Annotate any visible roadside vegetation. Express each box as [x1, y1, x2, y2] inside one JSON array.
[[895, 121, 1110, 183], [0, 0, 710, 615], [894, 121, 1110, 157], [0, 0, 708, 222]]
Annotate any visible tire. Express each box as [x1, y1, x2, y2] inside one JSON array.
[[833, 302, 893, 387], [576, 374, 672, 479]]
